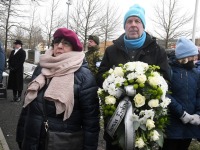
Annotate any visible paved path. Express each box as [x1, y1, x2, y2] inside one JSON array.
[[0, 66, 105, 150], [0, 77, 27, 150]]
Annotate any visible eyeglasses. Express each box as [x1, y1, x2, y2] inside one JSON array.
[[53, 38, 71, 47]]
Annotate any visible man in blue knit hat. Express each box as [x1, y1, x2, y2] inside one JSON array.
[[97, 4, 171, 150]]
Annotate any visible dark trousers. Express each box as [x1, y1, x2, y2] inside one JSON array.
[[160, 139, 192, 150], [106, 142, 122, 150], [13, 90, 22, 98]]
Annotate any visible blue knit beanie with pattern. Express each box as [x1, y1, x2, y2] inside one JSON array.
[[175, 37, 198, 59], [123, 4, 146, 28]]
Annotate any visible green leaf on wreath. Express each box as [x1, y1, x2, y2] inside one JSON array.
[[156, 129, 164, 147]]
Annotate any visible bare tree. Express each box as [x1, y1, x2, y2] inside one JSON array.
[[0, 0, 29, 56], [69, 0, 103, 50], [19, 2, 39, 49], [40, 0, 65, 48], [151, 0, 193, 48], [99, 1, 122, 50]]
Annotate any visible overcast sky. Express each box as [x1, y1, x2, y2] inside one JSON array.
[[111, 0, 199, 38], [25, 0, 200, 39]]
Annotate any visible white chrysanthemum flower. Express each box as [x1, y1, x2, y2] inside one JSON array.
[[105, 95, 116, 105], [114, 76, 125, 86], [106, 74, 116, 83], [150, 130, 160, 141], [151, 71, 160, 77], [139, 61, 149, 69], [158, 76, 168, 91], [160, 97, 171, 108], [161, 108, 168, 115], [134, 61, 149, 74], [125, 62, 136, 71], [97, 88, 103, 95], [113, 67, 124, 77], [102, 80, 109, 91], [127, 72, 137, 80], [135, 137, 145, 148], [107, 83, 117, 96], [108, 68, 114, 74]]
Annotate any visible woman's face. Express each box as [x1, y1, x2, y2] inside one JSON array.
[[53, 38, 73, 57]]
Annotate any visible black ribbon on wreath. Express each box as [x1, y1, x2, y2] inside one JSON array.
[[106, 86, 136, 150]]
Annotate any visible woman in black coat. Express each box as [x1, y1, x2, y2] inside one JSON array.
[[7, 40, 26, 102], [16, 28, 100, 150]]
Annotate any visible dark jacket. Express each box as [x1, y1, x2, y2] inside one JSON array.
[[7, 48, 26, 90], [16, 62, 100, 150], [195, 60, 200, 73], [166, 59, 200, 139], [85, 46, 101, 77], [96, 32, 170, 88]]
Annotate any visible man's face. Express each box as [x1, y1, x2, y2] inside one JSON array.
[[14, 44, 21, 49], [88, 39, 97, 48], [124, 16, 144, 39]]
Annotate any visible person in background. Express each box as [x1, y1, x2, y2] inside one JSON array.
[[195, 47, 200, 72], [0, 41, 5, 83], [7, 40, 26, 102], [162, 37, 200, 150], [16, 28, 100, 150], [96, 4, 171, 150], [85, 35, 101, 77]]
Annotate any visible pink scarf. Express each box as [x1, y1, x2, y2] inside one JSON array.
[[23, 50, 85, 120]]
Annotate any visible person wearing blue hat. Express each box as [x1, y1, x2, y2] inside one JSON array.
[[96, 4, 171, 150], [7, 39, 26, 102], [162, 37, 200, 150]]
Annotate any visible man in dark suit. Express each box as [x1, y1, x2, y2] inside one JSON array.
[[7, 40, 26, 102]]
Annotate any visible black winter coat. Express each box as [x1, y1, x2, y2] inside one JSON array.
[[16, 62, 100, 150], [7, 48, 26, 90], [96, 33, 170, 87]]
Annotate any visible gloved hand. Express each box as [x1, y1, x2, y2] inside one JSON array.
[[180, 111, 193, 124], [190, 114, 200, 125]]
